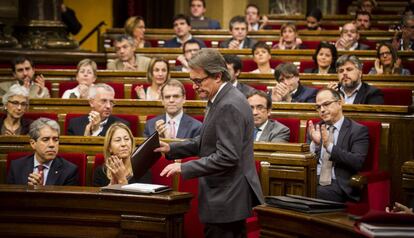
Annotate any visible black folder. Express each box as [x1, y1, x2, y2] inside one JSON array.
[[265, 194, 346, 213], [131, 131, 162, 180]]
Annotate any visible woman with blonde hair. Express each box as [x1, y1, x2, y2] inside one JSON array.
[[134, 58, 170, 100], [124, 16, 151, 48], [62, 58, 97, 99], [273, 23, 305, 50], [93, 122, 152, 186]]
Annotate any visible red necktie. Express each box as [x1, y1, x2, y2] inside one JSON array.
[[37, 165, 44, 185]]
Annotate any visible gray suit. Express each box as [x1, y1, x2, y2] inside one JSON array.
[[258, 119, 290, 143], [167, 83, 264, 224]]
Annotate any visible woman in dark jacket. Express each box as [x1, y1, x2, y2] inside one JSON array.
[[304, 42, 338, 74]]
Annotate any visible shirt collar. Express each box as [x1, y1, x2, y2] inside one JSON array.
[[340, 82, 362, 97], [176, 34, 193, 44], [210, 82, 228, 104], [332, 116, 345, 131], [258, 119, 269, 131], [166, 110, 183, 123], [34, 154, 53, 170]]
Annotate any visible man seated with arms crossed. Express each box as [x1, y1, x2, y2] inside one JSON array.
[[107, 35, 151, 71], [328, 54, 384, 104], [308, 88, 369, 202], [68, 83, 130, 136], [270, 62, 317, 103], [219, 15, 257, 49], [335, 22, 370, 51], [0, 56, 50, 98], [7, 118, 79, 185], [164, 14, 206, 48], [176, 39, 202, 72], [223, 54, 255, 96], [189, 0, 221, 29], [247, 90, 290, 143], [144, 79, 201, 139]]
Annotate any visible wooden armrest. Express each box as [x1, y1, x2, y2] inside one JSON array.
[[349, 171, 390, 191]]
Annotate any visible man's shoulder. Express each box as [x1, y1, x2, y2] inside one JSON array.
[[110, 115, 130, 126], [10, 154, 34, 166], [69, 115, 88, 124], [107, 59, 122, 70], [164, 38, 179, 47], [146, 114, 164, 124], [54, 156, 78, 170], [182, 113, 202, 126]]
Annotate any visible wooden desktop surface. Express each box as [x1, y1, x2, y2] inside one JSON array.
[[0, 184, 192, 238], [254, 204, 365, 238]]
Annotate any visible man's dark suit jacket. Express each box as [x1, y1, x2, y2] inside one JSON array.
[[190, 17, 221, 29], [143, 113, 202, 138], [236, 82, 255, 97], [356, 42, 370, 50], [67, 115, 129, 136], [163, 37, 206, 48], [7, 154, 79, 185], [315, 118, 369, 201], [340, 82, 384, 105], [167, 83, 264, 224], [258, 119, 290, 143], [219, 37, 257, 48], [292, 84, 317, 103], [0, 116, 32, 135]]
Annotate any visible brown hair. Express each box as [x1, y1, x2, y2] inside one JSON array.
[[146, 58, 170, 84]]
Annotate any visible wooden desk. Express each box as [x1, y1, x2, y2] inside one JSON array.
[[0, 185, 192, 238], [254, 205, 364, 238]]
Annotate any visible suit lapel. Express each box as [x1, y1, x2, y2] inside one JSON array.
[[99, 116, 114, 136], [259, 120, 272, 141], [22, 155, 35, 183], [337, 118, 351, 148], [354, 83, 367, 104], [176, 114, 187, 138], [46, 158, 63, 185]]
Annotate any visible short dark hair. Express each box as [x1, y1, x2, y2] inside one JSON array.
[[173, 14, 191, 26], [245, 3, 260, 15], [190, 0, 205, 8], [11, 56, 34, 72], [247, 90, 272, 110], [113, 34, 135, 46], [229, 15, 247, 30], [252, 41, 271, 55], [312, 42, 338, 70], [317, 88, 342, 101], [274, 62, 299, 82], [355, 10, 371, 21], [306, 8, 322, 22], [223, 54, 243, 72], [183, 39, 202, 53]]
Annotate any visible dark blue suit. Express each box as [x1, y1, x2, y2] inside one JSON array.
[[144, 113, 202, 138], [190, 17, 221, 29], [291, 84, 317, 103], [341, 82, 384, 105], [7, 154, 79, 185], [67, 115, 130, 136], [163, 37, 206, 48]]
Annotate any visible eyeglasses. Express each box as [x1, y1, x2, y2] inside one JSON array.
[[189, 75, 209, 86], [8, 100, 28, 108], [379, 51, 391, 57], [251, 105, 267, 111], [315, 100, 338, 111]]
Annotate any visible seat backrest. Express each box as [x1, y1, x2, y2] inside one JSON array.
[[58, 81, 78, 97], [59, 82, 124, 99], [64, 113, 83, 135], [242, 59, 283, 72], [23, 112, 58, 121], [250, 84, 268, 92], [273, 118, 300, 143], [381, 88, 413, 106], [7, 152, 87, 186]]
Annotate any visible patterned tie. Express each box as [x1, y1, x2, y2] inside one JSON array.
[[319, 126, 335, 186], [37, 164, 44, 185], [168, 120, 176, 139]]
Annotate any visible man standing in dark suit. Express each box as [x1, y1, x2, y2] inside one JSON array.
[[328, 55, 384, 105], [271, 62, 317, 103], [67, 83, 129, 136], [247, 90, 290, 143], [7, 118, 79, 185], [308, 88, 369, 202], [223, 54, 255, 96], [144, 79, 201, 139], [157, 49, 264, 238], [219, 16, 257, 49]]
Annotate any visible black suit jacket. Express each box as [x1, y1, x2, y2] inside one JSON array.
[[0, 116, 32, 135], [7, 154, 79, 185], [341, 82, 384, 105], [144, 113, 202, 138], [67, 115, 130, 136], [292, 84, 318, 103], [219, 37, 257, 49], [314, 118, 369, 201], [167, 83, 264, 223], [93, 165, 152, 187]]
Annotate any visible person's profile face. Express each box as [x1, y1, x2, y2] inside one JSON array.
[[161, 85, 185, 117], [109, 127, 132, 160], [189, 68, 219, 100], [248, 94, 270, 127], [90, 88, 115, 120], [76, 65, 96, 86], [114, 39, 135, 62], [30, 126, 59, 164], [245, 6, 259, 24], [13, 60, 35, 84], [316, 47, 333, 69], [226, 63, 237, 82], [132, 20, 146, 40], [230, 22, 247, 41]]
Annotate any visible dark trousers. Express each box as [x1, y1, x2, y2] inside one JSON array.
[[317, 178, 347, 203], [204, 219, 246, 238]]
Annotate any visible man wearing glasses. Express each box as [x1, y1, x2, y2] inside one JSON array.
[[328, 54, 384, 105], [67, 83, 129, 136], [175, 39, 202, 72], [247, 90, 290, 143], [393, 15, 414, 51], [308, 88, 369, 202], [157, 48, 264, 238], [0, 56, 50, 98], [271, 62, 317, 103]]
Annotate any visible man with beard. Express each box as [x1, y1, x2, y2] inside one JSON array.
[[7, 118, 79, 185], [156, 48, 264, 238], [189, 0, 221, 29], [107, 35, 151, 71], [67, 83, 129, 136], [144, 79, 201, 139], [328, 55, 384, 104], [0, 56, 50, 98], [164, 14, 206, 48], [308, 88, 369, 202]]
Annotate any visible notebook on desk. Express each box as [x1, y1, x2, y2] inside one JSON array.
[[265, 194, 346, 213], [101, 183, 171, 194]]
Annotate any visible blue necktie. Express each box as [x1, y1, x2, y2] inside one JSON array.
[[253, 127, 261, 141]]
